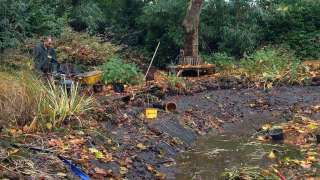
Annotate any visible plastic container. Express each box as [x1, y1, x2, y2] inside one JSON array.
[[113, 82, 124, 93], [152, 102, 177, 112], [145, 108, 158, 119], [93, 84, 103, 93], [269, 128, 284, 141], [316, 134, 320, 144]]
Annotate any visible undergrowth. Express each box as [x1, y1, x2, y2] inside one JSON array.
[[214, 47, 311, 88], [0, 70, 94, 131], [56, 28, 120, 65], [37, 81, 94, 129], [240, 47, 310, 86], [101, 56, 143, 85], [204, 52, 236, 71], [0, 71, 40, 126], [166, 73, 187, 93]]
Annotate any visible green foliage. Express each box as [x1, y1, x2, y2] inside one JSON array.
[[56, 28, 119, 65], [240, 46, 308, 84], [0, 0, 68, 51], [1, 0, 319, 64], [201, 0, 265, 57], [0, 70, 94, 129], [204, 52, 236, 71], [69, 0, 104, 33], [263, 0, 320, 59], [137, 0, 187, 65], [38, 81, 94, 128], [25, 0, 67, 36], [166, 73, 186, 91], [0, 0, 28, 50], [101, 56, 143, 85]]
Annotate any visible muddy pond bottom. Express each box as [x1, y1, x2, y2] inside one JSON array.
[[175, 135, 301, 180]]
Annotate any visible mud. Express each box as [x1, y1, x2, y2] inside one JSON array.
[[94, 85, 319, 179]]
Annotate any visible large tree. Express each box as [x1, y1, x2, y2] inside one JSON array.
[[182, 0, 203, 65]]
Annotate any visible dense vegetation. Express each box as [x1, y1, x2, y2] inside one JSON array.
[[1, 0, 319, 65]]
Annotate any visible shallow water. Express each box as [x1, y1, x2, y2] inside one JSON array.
[[176, 135, 301, 180]]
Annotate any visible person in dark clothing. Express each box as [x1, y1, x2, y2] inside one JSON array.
[[33, 37, 60, 73]]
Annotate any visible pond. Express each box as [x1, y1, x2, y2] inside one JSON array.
[[175, 134, 301, 180]]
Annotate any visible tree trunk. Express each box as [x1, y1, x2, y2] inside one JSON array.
[[182, 0, 203, 65]]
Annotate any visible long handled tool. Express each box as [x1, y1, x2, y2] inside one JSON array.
[[11, 143, 90, 180], [144, 41, 160, 81]]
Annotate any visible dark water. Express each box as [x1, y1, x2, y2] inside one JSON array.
[[176, 135, 301, 180]]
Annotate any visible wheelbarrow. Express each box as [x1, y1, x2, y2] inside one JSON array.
[[75, 70, 104, 93]]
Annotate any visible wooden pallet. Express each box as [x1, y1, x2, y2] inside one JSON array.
[[168, 63, 215, 76], [303, 60, 320, 70]]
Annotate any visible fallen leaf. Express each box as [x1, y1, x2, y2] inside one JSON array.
[[155, 172, 166, 179], [300, 161, 312, 169], [56, 173, 67, 177], [69, 138, 85, 145], [46, 122, 53, 130], [8, 149, 19, 156], [268, 150, 277, 159], [120, 167, 128, 175], [137, 143, 147, 150], [307, 123, 318, 131], [262, 124, 272, 130], [306, 156, 317, 162], [147, 165, 155, 172], [257, 136, 268, 141], [266, 82, 273, 89], [48, 139, 64, 148], [94, 167, 107, 176], [89, 148, 104, 159]]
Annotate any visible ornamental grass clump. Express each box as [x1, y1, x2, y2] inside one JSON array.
[[0, 71, 94, 131], [38, 81, 94, 128], [0, 71, 41, 127]]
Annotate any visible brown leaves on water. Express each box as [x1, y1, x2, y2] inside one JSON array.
[[258, 116, 320, 178]]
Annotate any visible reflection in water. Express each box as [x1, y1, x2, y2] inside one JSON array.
[[176, 135, 300, 180]]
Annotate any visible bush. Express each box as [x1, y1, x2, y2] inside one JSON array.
[[263, 0, 320, 59], [204, 52, 236, 71], [0, 0, 68, 51], [56, 28, 120, 65], [166, 73, 186, 92], [240, 46, 309, 84], [101, 56, 143, 85], [69, 1, 104, 33]]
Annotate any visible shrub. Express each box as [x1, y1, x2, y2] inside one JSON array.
[[166, 73, 186, 92], [204, 52, 236, 71], [56, 28, 120, 65], [101, 56, 143, 85], [264, 0, 320, 60], [240, 46, 309, 85]]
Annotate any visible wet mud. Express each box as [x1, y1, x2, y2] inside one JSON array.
[[96, 85, 319, 179]]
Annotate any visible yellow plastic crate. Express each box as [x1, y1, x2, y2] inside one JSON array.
[[145, 108, 158, 119]]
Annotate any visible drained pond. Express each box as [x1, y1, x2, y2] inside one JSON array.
[[175, 134, 302, 179]]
